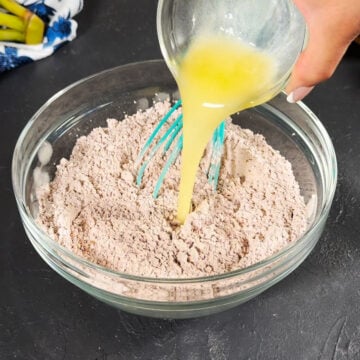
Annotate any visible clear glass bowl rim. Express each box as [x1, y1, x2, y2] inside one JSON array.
[[12, 59, 337, 284]]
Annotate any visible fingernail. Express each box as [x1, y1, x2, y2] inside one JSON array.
[[287, 86, 314, 103]]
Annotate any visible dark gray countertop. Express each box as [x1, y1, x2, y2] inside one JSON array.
[[1, 1, 359, 359]]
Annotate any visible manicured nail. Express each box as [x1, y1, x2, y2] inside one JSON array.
[[287, 86, 314, 103]]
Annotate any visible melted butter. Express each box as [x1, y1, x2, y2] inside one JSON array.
[[175, 35, 277, 223]]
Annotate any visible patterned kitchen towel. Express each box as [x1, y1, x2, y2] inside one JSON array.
[[0, 0, 83, 73]]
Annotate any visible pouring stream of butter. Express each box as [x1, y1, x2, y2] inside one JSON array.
[[175, 35, 277, 224]]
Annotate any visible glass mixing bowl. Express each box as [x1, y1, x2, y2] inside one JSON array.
[[12, 60, 337, 319]]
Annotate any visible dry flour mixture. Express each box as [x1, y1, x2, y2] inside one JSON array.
[[37, 101, 307, 278]]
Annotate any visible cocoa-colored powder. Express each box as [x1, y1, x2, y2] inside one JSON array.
[[36, 101, 307, 278]]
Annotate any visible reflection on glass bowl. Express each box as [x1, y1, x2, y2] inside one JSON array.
[[12, 60, 337, 319]]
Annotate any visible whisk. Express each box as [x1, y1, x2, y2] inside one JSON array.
[[136, 0, 306, 198], [136, 99, 226, 197]]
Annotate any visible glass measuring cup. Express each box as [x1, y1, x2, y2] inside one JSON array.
[[157, 0, 307, 104]]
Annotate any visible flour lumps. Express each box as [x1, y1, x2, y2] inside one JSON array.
[[36, 101, 307, 278]]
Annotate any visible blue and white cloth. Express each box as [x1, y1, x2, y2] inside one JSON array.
[[0, 0, 83, 73]]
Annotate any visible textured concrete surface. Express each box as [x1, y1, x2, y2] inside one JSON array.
[[0, 1, 359, 359]]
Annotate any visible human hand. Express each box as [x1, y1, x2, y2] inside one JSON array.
[[286, 0, 360, 103]]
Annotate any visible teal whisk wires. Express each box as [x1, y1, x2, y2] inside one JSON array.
[[136, 99, 226, 197]]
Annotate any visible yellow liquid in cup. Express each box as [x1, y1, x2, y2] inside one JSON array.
[[176, 36, 277, 223]]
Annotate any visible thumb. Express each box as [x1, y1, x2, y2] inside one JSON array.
[[286, 1, 360, 102], [286, 26, 350, 102]]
